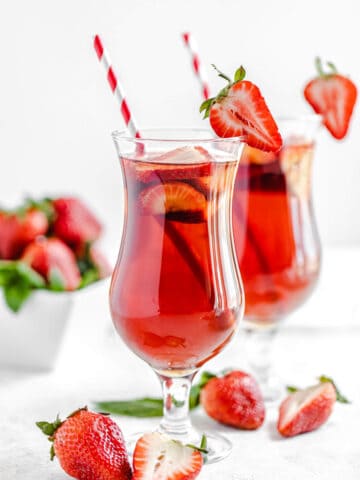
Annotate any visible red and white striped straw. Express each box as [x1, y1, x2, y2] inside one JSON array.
[[93, 34, 141, 139], [182, 32, 210, 101]]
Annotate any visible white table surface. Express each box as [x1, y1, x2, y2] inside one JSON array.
[[1, 246, 359, 479]]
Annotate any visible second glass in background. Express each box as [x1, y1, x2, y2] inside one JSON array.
[[233, 115, 322, 400]]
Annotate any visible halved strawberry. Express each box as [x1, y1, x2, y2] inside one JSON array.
[[132, 432, 203, 480], [140, 182, 207, 223], [21, 237, 81, 291], [304, 57, 357, 139], [131, 147, 212, 184], [200, 66, 282, 152], [277, 381, 336, 437]]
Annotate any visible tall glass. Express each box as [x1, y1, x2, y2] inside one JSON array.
[[111, 129, 244, 462], [232, 115, 321, 400]]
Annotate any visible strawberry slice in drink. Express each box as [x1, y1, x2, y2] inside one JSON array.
[[140, 181, 207, 223], [134, 146, 212, 184]]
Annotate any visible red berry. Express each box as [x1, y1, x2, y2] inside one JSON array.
[[37, 408, 132, 480], [277, 381, 337, 437], [200, 371, 265, 429], [0, 209, 48, 259], [201, 66, 282, 152], [132, 432, 203, 480], [304, 58, 357, 140], [52, 197, 102, 247], [21, 237, 81, 290]]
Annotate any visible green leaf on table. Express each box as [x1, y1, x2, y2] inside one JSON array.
[[286, 385, 299, 393], [94, 398, 164, 417], [94, 371, 219, 418]]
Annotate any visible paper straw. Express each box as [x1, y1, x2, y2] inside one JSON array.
[[181, 32, 210, 100], [93, 34, 141, 139]]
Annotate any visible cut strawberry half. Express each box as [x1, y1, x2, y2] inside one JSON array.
[[200, 66, 282, 153], [277, 381, 336, 437], [132, 432, 203, 480], [140, 182, 207, 223], [304, 57, 357, 140], [133, 147, 212, 184]]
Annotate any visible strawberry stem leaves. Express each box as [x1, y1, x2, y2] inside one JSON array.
[[315, 57, 338, 78], [287, 375, 350, 404], [199, 64, 247, 119], [211, 64, 231, 83], [318, 375, 350, 404], [234, 66, 246, 83]]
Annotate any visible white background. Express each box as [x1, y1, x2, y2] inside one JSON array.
[[0, 0, 360, 257]]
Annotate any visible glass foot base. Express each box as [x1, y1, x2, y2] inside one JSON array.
[[126, 429, 232, 464], [258, 376, 284, 403]]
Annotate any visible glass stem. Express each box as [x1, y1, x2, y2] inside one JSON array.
[[245, 327, 281, 401], [156, 372, 196, 441]]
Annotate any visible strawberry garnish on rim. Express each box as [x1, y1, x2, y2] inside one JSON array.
[[304, 57, 357, 140], [200, 65, 282, 152]]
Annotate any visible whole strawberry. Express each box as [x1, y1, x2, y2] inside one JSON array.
[[0, 208, 48, 259], [304, 57, 357, 139], [200, 370, 265, 429], [37, 407, 132, 480], [21, 237, 81, 290], [277, 376, 348, 437], [52, 197, 102, 248]]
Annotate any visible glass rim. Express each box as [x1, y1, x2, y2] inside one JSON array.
[[111, 127, 246, 144]]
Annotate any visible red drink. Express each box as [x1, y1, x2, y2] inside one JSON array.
[[233, 143, 321, 326], [110, 145, 243, 373]]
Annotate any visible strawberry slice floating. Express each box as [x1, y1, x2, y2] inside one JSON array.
[[277, 381, 336, 437], [133, 147, 212, 184], [140, 182, 207, 223], [132, 432, 203, 480], [200, 65, 282, 152], [304, 57, 357, 140]]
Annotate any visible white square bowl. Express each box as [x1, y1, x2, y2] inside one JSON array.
[[0, 290, 74, 371]]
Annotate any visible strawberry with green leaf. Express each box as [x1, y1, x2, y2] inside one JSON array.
[[37, 407, 132, 480], [304, 57, 357, 139], [200, 65, 282, 152], [278, 375, 349, 437], [132, 432, 204, 480], [21, 237, 81, 291]]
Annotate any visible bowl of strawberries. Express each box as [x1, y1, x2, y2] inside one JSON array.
[[0, 196, 111, 371]]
